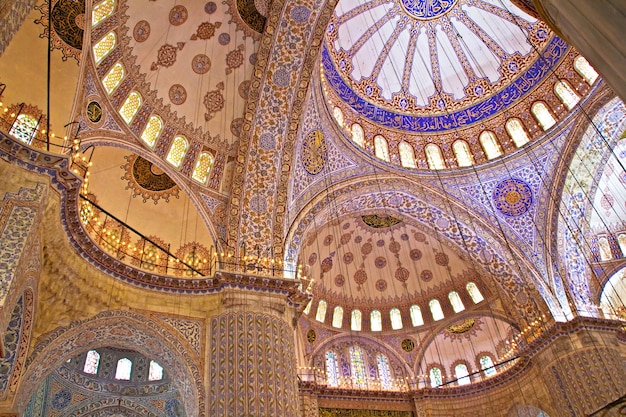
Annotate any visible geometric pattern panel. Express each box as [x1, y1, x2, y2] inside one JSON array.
[[320, 409, 413, 417], [208, 313, 298, 416]]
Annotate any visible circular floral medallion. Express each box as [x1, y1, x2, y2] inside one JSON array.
[[51, 389, 72, 410], [204, 1, 217, 13], [321, 256, 333, 272], [308, 252, 317, 265], [395, 267, 410, 282], [410, 248, 422, 261], [334, 274, 345, 287], [401, 338, 415, 352], [323, 234, 333, 246], [86, 100, 102, 123], [218, 32, 231, 45], [389, 240, 401, 253], [230, 117, 244, 137], [375, 279, 387, 291], [435, 252, 449, 266], [343, 252, 354, 264], [354, 269, 368, 285], [238, 81, 251, 101], [400, 0, 457, 20], [420, 269, 433, 282], [361, 242, 372, 255], [133, 20, 150, 42], [340, 233, 351, 244], [354, 235, 362, 244], [301, 130, 327, 175], [169, 5, 188, 25], [168, 84, 187, 105], [191, 54, 211, 74], [492, 178, 533, 217], [374, 256, 387, 268], [414, 232, 426, 242]]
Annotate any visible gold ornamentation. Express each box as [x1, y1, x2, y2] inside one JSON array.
[[446, 318, 475, 334], [306, 329, 316, 343], [86, 101, 102, 123], [361, 214, 402, 228], [301, 130, 327, 175], [401, 338, 414, 352]]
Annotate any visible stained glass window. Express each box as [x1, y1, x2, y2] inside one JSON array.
[[351, 124, 365, 148], [429, 367, 442, 387], [371, 310, 382, 331], [92, 0, 115, 26], [399, 141, 417, 168], [374, 135, 390, 162], [349, 346, 367, 388], [453, 140, 474, 167], [9, 114, 39, 144], [83, 350, 100, 375], [466, 282, 484, 303], [531, 102, 556, 131], [506, 118, 530, 147], [325, 351, 340, 387], [333, 107, 344, 127], [479, 131, 503, 160], [448, 291, 465, 313], [140, 115, 163, 147], [429, 299, 444, 321], [166, 136, 188, 168], [618, 234, 626, 256], [479, 355, 496, 377], [376, 355, 392, 390], [148, 360, 164, 381], [102, 62, 125, 94], [599, 237, 612, 260], [390, 308, 403, 330], [574, 56, 599, 85], [332, 306, 344, 328], [555, 80, 580, 110], [303, 300, 312, 315], [192, 152, 215, 184], [119, 91, 142, 124], [316, 299, 327, 322], [410, 305, 424, 326], [93, 32, 117, 64], [115, 358, 132, 380], [425, 144, 445, 170], [351, 309, 362, 331], [455, 363, 470, 385]]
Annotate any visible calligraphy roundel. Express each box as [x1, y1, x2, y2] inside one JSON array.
[[301, 130, 327, 175], [400, 0, 457, 20], [493, 178, 533, 217]]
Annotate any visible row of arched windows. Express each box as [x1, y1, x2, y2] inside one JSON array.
[[325, 346, 395, 390], [428, 355, 497, 388], [92, 0, 215, 185], [332, 57, 598, 170], [595, 233, 626, 261], [83, 350, 164, 381], [309, 282, 484, 331]]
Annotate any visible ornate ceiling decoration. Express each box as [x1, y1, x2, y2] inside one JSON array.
[[35, 0, 85, 62], [121, 154, 180, 204]]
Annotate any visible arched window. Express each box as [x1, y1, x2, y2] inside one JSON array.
[[119, 91, 142, 124], [479, 355, 496, 377], [506, 118, 530, 147], [92, 0, 115, 26], [399, 141, 417, 168], [325, 351, 340, 387], [115, 358, 132, 380], [598, 237, 612, 260], [531, 102, 556, 131], [466, 282, 484, 303], [618, 234, 626, 256], [333, 107, 344, 128], [371, 310, 382, 331], [351, 309, 362, 331], [166, 136, 188, 168], [315, 300, 327, 322], [102, 62, 125, 94], [83, 350, 100, 375], [192, 152, 215, 184], [9, 114, 39, 144], [303, 300, 312, 315], [376, 354, 392, 390], [410, 305, 424, 326], [140, 115, 163, 147], [374, 135, 390, 162], [574, 56, 599, 85], [93, 32, 117, 64], [349, 346, 367, 388], [479, 131, 503, 159], [453, 140, 474, 167], [425, 144, 445, 170], [389, 308, 403, 330], [554, 80, 580, 110], [429, 367, 443, 387], [351, 124, 365, 148], [454, 363, 470, 385], [448, 291, 465, 313], [332, 306, 344, 328], [148, 360, 164, 381], [429, 299, 444, 321]]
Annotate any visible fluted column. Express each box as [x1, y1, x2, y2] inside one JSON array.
[[534, 0, 626, 101]]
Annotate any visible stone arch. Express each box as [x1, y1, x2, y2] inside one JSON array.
[[285, 177, 557, 325], [556, 96, 626, 315], [17, 310, 204, 417]]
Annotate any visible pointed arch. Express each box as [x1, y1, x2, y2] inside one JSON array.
[[480, 131, 503, 159], [140, 115, 163, 148], [192, 152, 215, 184], [93, 32, 117, 64], [531, 102, 556, 131], [506, 118, 531, 147], [574, 56, 599, 85], [399, 141, 417, 168], [166, 136, 189, 168], [351, 124, 365, 148], [555, 80, 581, 110], [425, 144, 445, 170], [374, 135, 390, 162], [453, 140, 474, 167]]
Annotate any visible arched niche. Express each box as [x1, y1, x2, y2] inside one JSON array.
[[16, 310, 204, 417]]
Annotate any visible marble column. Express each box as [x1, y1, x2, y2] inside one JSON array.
[[534, 0, 626, 102]]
